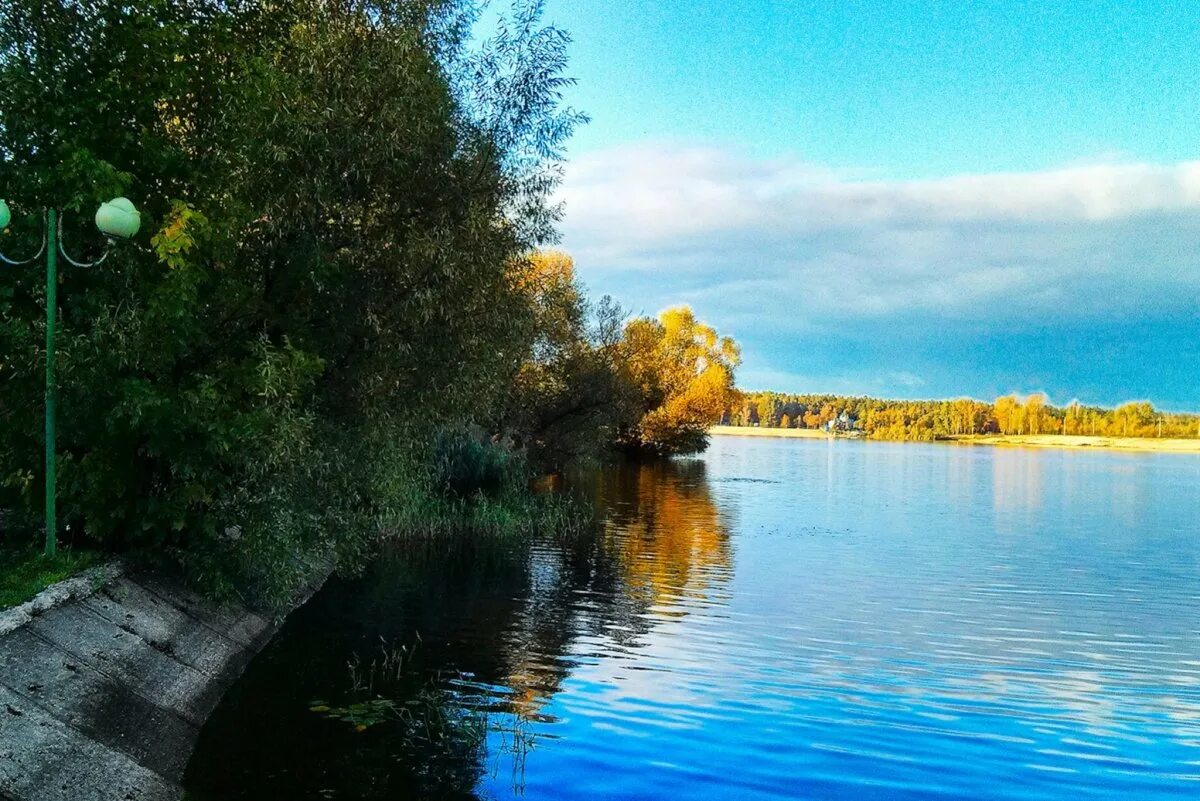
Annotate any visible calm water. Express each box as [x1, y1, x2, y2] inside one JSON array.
[[185, 437, 1200, 800]]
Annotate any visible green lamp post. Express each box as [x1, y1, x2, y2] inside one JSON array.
[[0, 197, 141, 556]]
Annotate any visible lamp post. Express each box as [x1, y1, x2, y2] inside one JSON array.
[[0, 197, 141, 557]]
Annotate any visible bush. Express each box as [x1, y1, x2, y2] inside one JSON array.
[[431, 431, 516, 499]]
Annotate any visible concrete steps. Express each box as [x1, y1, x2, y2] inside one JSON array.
[[0, 560, 332, 801]]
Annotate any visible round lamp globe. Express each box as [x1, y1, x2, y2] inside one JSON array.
[[95, 197, 140, 239], [0, 199, 10, 230]]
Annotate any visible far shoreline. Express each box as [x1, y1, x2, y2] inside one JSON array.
[[709, 425, 1200, 454], [709, 425, 833, 440]]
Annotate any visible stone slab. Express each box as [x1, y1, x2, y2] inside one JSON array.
[[0, 685, 179, 801], [0, 558, 334, 801], [131, 574, 271, 648], [83, 578, 247, 679], [27, 603, 217, 727], [0, 628, 196, 780]]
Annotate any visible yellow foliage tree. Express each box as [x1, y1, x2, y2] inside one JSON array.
[[618, 306, 740, 455]]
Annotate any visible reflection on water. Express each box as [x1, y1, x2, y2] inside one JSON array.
[[590, 459, 733, 608], [185, 439, 1200, 800]]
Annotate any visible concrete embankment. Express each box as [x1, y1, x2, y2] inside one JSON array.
[[0, 558, 332, 801]]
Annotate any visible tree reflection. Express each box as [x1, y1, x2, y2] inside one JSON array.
[[591, 458, 733, 607], [185, 459, 732, 800], [494, 459, 733, 718]]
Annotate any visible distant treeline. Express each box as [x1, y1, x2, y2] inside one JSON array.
[[724, 392, 1200, 441]]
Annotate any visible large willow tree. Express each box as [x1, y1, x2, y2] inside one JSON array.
[[0, 0, 583, 597]]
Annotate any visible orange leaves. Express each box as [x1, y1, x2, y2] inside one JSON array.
[[621, 305, 740, 456]]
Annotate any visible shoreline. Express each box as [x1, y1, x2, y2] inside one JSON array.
[[0, 556, 333, 801], [709, 425, 832, 440], [945, 434, 1200, 454], [709, 426, 1200, 454]]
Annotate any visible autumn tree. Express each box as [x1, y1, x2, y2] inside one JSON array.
[[994, 395, 1020, 435], [1023, 393, 1049, 434], [724, 392, 1199, 442], [617, 307, 740, 456], [1113, 402, 1156, 437], [500, 251, 635, 469]]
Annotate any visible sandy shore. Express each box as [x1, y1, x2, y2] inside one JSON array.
[[709, 425, 832, 440], [710, 426, 1200, 454], [945, 434, 1200, 454]]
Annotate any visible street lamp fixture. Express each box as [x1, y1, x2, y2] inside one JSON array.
[[95, 197, 141, 241], [0, 197, 141, 556]]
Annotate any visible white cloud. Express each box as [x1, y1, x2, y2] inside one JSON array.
[[558, 143, 1200, 332]]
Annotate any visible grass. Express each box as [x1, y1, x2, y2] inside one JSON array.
[[388, 481, 594, 542], [309, 637, 539, 794], [0, 547, 99, 610]]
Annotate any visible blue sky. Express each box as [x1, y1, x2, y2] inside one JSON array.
[[532, 1, 1200, 409]]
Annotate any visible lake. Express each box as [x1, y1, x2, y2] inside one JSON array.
[[184, 436, 1200, 800]]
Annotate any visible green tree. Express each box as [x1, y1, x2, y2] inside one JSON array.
[[0, 0, 583, 599], [499, 251, 636, 470]]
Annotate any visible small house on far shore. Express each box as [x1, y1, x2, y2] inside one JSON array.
[[824, 411, 858, 434]]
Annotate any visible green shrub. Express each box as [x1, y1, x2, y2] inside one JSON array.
[[431, 430, 516, 499]]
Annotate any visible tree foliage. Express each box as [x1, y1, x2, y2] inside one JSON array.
[[497, 254, 742, 463], [0, 0, 584, 599], [728, 391, 1200, 441], [617, 307, 740, 456], [498, 251, 635, 469]]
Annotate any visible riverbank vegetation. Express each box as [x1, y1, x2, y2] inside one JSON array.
[[500, 254, 740, 463], [0, 1, 738, 604], [728, 392, 1200, 442]]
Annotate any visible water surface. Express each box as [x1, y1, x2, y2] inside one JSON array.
[[185, 437, 1200, 799]]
